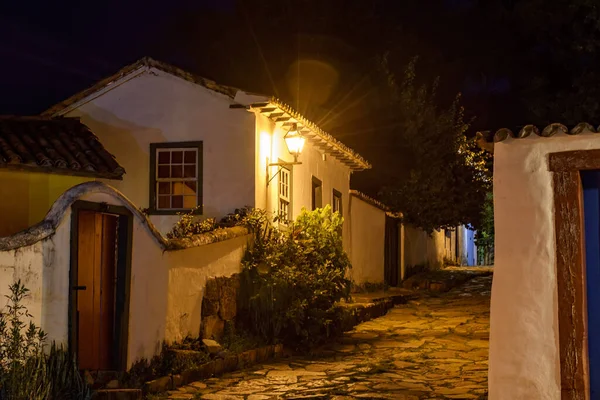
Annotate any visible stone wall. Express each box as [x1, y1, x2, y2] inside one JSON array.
[[200, 274, 240, 341]]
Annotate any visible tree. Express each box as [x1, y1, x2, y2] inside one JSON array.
[[377, 57, 491, 233]]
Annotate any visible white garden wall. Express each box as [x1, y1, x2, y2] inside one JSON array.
[[490, 132, 600, 400], [348, 193, 386, 284], [0, 182, 248, 369]]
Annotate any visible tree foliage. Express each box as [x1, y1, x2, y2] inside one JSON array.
[[377, 57, 491, 233]]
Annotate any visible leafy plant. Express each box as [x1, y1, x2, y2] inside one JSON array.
[[238, 206, 352, 350], [0, 281, 92, 400], [166, 206, 253, 239]]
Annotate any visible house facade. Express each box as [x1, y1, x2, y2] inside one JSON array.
[[43, 58, 370, 240]]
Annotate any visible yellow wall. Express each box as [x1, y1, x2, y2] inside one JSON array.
[[0, 170, 92, 236]]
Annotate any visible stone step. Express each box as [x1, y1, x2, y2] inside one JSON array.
[[95, 388, 143, 400]]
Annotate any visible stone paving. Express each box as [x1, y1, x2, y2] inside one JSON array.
[[162, 274, 491, 400]]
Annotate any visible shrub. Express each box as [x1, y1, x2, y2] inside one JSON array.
[[238, 206, 352, 350], [166, 206, 253, 239], [0, 281, 92, 400]]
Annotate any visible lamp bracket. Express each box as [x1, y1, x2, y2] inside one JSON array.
[[267, 161, 302, 186]]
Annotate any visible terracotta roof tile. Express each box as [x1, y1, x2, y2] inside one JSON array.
[[0, 116, 124, 179]]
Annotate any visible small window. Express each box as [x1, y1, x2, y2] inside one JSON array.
[[332, 189, 342, 214], [312, 176, 322, 210], [279, 166, 291, 223], [149, 142, 203, 214]]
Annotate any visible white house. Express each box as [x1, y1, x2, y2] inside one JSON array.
[[43, 57, 371, 242]]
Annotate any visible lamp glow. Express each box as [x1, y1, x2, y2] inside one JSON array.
[[283, 123, 305, 161]]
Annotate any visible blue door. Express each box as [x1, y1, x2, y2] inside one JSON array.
[[581, 170, 600, 395]]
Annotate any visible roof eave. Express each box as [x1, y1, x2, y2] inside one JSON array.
[[235, 99, 372, 171]]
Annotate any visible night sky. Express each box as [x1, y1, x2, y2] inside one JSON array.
[[1, 0, 588, 195]]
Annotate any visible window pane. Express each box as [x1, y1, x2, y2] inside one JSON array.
[[158, 151, 170, 164], [158, 165, 170, 178], [184, 181, 197, 194], [183, 195, 196, 208], [172, 182, 184, 195], [184, 165, 196, 178], [171, 165, 183, 178], [158, 182, 170, 195], [172, 151, 183, 164], [184, 151, 196, 163], [172, 195, 183, 208], [158, 195, 170, 209]]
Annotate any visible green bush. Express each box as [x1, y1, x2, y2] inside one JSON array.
[[0, 281, 92, 400], [238, 206, 352, 350]]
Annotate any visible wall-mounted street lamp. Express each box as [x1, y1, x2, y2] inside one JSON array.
[[267, 123, 306, 185]]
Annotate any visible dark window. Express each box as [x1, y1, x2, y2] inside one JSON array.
[[149, 142, 203, 214], [332, 189, 342, 214], [312, 177, 322, 210]]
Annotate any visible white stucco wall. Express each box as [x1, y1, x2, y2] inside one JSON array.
[[347, 195, 386, 284], [403, 225, 446, 271], [490, 132, 600, 400], [0, 185, 248, 369], [252, 112, 353, 251], [62, 68, 256, 234]]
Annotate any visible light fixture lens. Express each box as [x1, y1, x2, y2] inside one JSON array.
[[284, 124, 305, 157]]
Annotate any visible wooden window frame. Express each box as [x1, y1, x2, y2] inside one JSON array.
[[148, 141, 203, 215], [312, 176, 322, 210], [548, 149, 600, 400], [332, 188, 342, 215], [278, 165, 292, 224]]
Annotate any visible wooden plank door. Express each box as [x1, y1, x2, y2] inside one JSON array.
[[582, 170, 600, 397], [77, 210, 118, 371]]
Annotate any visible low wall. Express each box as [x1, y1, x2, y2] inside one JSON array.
[[348, 193, 386, 285], [0, 182, 249, 369]]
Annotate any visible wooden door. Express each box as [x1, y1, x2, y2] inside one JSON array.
[[582, 170, 600, 397], [77, 210, 118, 371]]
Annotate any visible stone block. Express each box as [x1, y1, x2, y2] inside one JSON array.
[[213, 358, 225, 375], [143, 376, 172, 394], [274, 344, 284, 357], [204, 278, 220, 301], [172, 374, 184, 388], [202, 297, 220, 317], [219, 284, 237, 320], [95, 389, 143, 400], [224, 355, 238, 372], [202, 339, 223, 354], [201, 315, 225, 340]]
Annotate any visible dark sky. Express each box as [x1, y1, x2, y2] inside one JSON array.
[[3, 0, 566, 195], [0, 0, 239, 115], [0, 0, 517, 121]]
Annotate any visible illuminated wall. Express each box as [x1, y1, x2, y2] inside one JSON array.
[[0, 170, 90, 236], [63, 69, 256, 234]]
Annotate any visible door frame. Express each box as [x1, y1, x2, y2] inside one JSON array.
[[548, 149, 600, 400], [69, 200, 133, 371]]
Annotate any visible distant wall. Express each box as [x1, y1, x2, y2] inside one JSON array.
[[403, 225, 446, 274], [348, 194, 386, 284], [0, 182, 248, 369]]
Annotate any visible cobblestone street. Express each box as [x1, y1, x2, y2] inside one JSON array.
[[165, 274, 491, 400]]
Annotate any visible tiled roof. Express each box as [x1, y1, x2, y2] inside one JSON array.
[[234, 98, 372, 171], [477, 122, 600, 152], [42, 57, 239, 117], [0, 116, 125, 179]]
